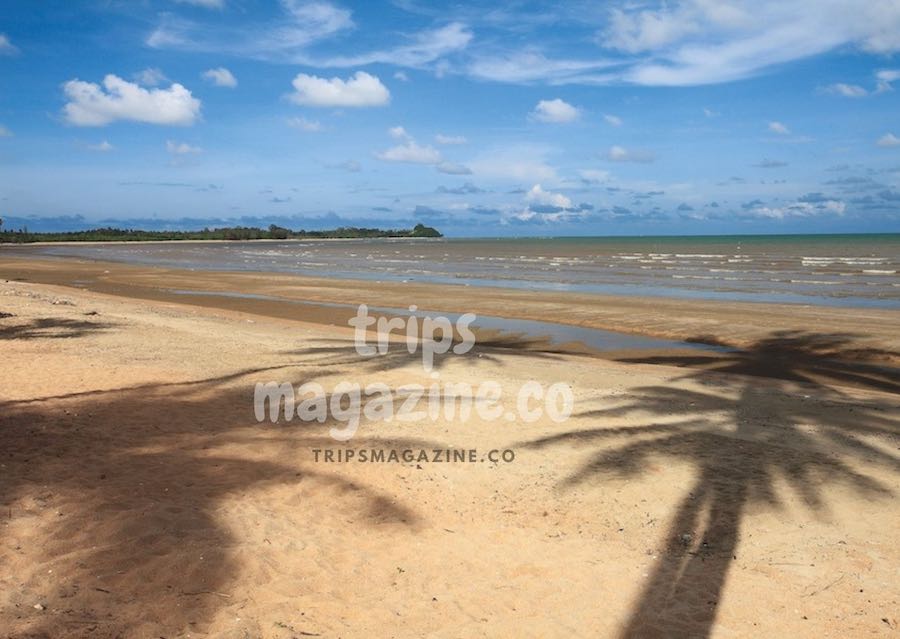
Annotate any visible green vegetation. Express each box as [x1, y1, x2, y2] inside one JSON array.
[[0, 220, 442, 243]]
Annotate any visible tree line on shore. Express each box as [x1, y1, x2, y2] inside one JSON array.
[[0, 219, 442, 242]]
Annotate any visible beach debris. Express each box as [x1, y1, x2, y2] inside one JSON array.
[[679, 533, 693, 546], [33, 603, 45, 611]]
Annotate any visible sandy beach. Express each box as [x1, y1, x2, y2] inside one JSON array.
[[1, 255, 898, 638]]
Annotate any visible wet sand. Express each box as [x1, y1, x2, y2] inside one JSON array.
[[0, 255, 898, 638]]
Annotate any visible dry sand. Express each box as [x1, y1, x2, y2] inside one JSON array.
[[0, 257, 898, 638]]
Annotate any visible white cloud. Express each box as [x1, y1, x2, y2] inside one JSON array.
[[601, 0, 900, 86], [393, 71, 409, 81], [607, 145, 655, 163], [166, 140, 202, 154], [768, 120, 790, 135], [135, 68, 168, 87], [289, 71, 389, 107], [87, 140, 114, 152], [876, 68, 900, 92], [702, 107, 720, 117], [531, 98, 580, 123], [877, 132, 900, 147], [468, 50, 616, 84], [149, 1, 353, 59], [63, 75, 201, 126], [376, 140, 442, 164], [525, 184, 572, 208], [311, 22, 472, 69], [0, 33, 18, 55], [174, 0, 224, 7], [823, 82, 868, 97], [742, 199, 846, 219], [389, 125, 412, 140], [203, 67, 237, 88], [435, 133, 467, 145], [0, 124, 12, 137], [374, 128, 471, 174], [603, 113, 623, 126], [287, 116, 322, 132]]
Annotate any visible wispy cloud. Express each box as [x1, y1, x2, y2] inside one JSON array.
[[607, 145, 654, 163], [768, 121, 790, 135], [876, 132, 900, 147], [0, 33, 18, 56], [87, 140, 114, 152], [166, 140, 202, 154], [435, 133, 467, 145], [148, 0, 354, 59], [202, 67, 237, 88]]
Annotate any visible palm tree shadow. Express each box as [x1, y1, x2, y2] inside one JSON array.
[[522, 331, 899, 638], [0, 365, 441, 637]]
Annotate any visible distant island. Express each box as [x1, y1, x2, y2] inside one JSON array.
[[0, 222, 442, 243]]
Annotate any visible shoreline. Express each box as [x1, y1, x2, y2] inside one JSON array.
[[1, 253, 898, 364]]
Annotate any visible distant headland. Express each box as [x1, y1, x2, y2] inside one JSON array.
[[0, 221, 442, 243]]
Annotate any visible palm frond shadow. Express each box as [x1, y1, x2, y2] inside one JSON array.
[[0, 365, 443, 637], [286, 329, 572, 373], [522, 331, 899, 638], [0, 316, 117, 340]]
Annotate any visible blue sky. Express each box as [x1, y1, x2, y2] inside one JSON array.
[[1, 0, 900, 236]]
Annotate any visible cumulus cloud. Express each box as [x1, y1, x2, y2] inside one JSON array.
[[877, 132, 900, 147], [525, 184, 572, 208], [741, 198, 846, 219], [0, 34, 18, 55], [289, 71, 389, 107], [87, 140, 114, 152], [63, 75, 201, 126], [607, 145, 655, 163], [435, 133, 467, 145], [287, 116, 322, 132], [203, 67, 237, 88], [375, 128, 471, 174], [166, 140, 202, 154], [389, 125, 411, 140], [768, 121, 790, 135], [531, 98, 580, 123]]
